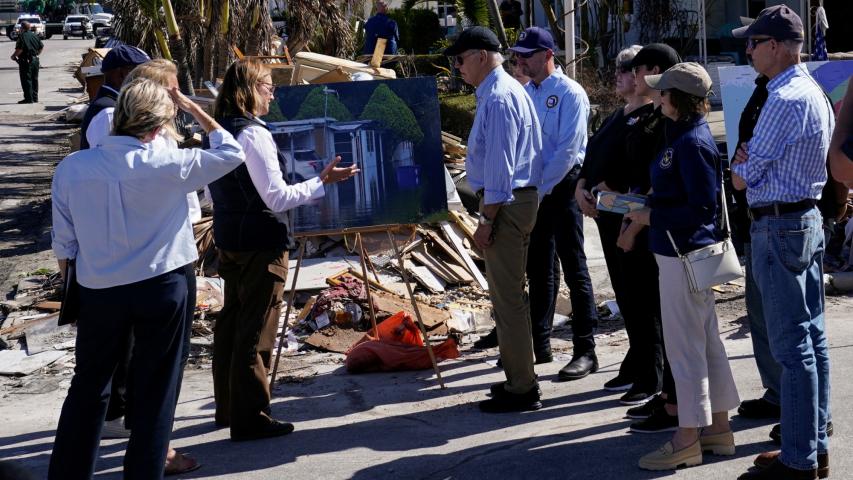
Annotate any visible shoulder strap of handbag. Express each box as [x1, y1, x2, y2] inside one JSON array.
[[666, 171, 729, 257]]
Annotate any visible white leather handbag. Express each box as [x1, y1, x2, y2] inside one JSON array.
[[666, 180, 743, 293]]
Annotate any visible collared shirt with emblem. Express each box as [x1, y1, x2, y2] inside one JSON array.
[[524, 66, 589, 197], [731, 64, 834, 207], [466, 66, 543, 205]]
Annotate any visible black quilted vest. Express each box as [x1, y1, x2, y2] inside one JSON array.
[[79, 86, 119, 150], [207, 115, 291, 252]]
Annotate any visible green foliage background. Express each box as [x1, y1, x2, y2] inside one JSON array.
[[294, 87, 354, 121], [360, 84, 424, 144]]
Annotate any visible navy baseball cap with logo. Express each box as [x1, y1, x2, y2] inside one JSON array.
[[101, 45, 151, 72], [732, 5, 804, 41], [444, 26, 501, 56], [508, 27, 556, 54]]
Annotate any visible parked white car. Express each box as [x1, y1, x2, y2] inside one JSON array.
[[63, 15, 93, 39], [11, 15, 45, 40]]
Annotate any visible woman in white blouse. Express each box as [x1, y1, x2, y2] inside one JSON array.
[[207, 58, 357, 441]]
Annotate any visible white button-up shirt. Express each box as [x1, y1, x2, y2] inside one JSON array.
[[51, 129, 244, 288]]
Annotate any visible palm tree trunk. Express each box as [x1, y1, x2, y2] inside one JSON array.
[[162, 0, 194, 94]]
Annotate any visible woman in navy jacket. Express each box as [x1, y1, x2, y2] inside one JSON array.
[[626, 62, 740, 471]]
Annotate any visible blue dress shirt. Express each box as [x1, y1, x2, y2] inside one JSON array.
[[51, 129, 245, 289], [732, 64, 834, 207], [466, 66, 543, 205], [524, 67, 589, 197]]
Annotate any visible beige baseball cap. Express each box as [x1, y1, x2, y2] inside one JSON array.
[[644, 62, 712, 98]]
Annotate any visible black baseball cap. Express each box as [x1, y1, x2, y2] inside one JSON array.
[[629, 43, 681, 72], [101, 45, 151, 72], [732, 5, 804, 41], [508, 27, 555, 54], [444, 26, 501, 56]]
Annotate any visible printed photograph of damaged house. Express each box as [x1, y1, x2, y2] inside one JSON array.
[[264, 77, 448, 234]]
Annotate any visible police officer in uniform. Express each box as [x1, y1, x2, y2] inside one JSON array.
[[11, 21, 43, 104], [509, 27, 600, 381]]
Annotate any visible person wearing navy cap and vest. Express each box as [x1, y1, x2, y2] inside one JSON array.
[[627, 62, 740, 472], [209, 59, 358, 441], [730, 5, 834, 480], [445, 26, 544, 413], [79, 45, 151, 151], [505, 27, 601, 386]]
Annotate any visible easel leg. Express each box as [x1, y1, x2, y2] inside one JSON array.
[[270, 239, 306, 389], [386, 230, 446, 389], [356, 233, 379, 333]]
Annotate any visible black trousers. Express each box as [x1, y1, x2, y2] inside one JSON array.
[[526, 167, 598, 355], [49, 266, 190, 480], [17, 56, 38, 102], [596, 212, 676, 400], [213, 248, 288, 432]]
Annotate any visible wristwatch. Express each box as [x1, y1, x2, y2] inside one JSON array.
[[478, 214, 493, 226]]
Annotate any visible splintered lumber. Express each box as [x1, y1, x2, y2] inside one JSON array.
[[403, 260, 445, 293], [370, 290, 450, 331], [369, 38, 387, 68], [410, 244, 471, 285], [448, 210, 477, 241], [439, 221, 488, 290], [419, 229, 475, 281], [309, 67, 351, 84], [292, 52, 396, 85]]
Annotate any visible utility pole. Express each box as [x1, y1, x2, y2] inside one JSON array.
[[564, 0, 575, 78]]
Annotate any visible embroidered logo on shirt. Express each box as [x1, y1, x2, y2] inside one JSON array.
[[546, 95, 559, 108], [660, 148, 674, 169]]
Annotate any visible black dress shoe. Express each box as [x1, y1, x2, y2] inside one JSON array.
[[17, 99, 33, 104], [534, 348, 553, 364], [490, 381, 542, 398], [619, 387, 656, 406], [626, 394, 664, 419], [557, 352, 598, 381], [770, 421, 834, 445], [479, 386, 542, 413], [737, 458, 818, 480], [473, 329, 498, 349], [231, 419, 295, 442], [629, 406, 678, 433], [603, 374, 633, 392], [738, 398, 781, 419]]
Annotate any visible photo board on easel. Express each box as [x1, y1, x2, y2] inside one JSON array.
[[262, 76, 449, 235]]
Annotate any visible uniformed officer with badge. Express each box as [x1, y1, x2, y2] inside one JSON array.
[[508, 27, 599, 381], [11, 21, 43, 104]]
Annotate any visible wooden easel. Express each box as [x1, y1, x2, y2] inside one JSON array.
[[269, 225, 447, 389]]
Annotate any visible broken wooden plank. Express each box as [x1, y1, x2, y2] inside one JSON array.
[[370, 290, 450, 331], [404, 260, 445, 293], [419, 229, 475, 282], [448, 210, 477, 241], [410, 246, 466, 284], [34, 301, 61, 311], [440, 221, 488, 290]]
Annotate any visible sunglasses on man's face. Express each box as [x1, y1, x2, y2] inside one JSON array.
[[454, 50, 482, 66], [747, 37, 774, 49]]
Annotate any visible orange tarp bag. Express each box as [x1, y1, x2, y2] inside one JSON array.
[[345, 311, 459, 373]]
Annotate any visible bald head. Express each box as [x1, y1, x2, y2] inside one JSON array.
[[21, 21, 30, 30]]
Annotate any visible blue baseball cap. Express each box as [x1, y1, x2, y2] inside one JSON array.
[[732, 5, 804, 41], [508, 27, 555, 54], [101, 45, 151, 72]]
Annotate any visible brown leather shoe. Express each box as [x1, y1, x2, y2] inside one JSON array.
[[754, 451, 828, 479], [738, 458, 818, 480]]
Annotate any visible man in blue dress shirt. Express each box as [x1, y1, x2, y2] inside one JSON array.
[[445, 26, 544, 413], [731, 6, 833, 479], [509, 27, 600, 383]]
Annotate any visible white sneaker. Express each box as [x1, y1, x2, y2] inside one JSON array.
[[102, 417, 131, 439]]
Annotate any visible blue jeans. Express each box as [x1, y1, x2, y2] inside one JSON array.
[[750, 207, 830, 470], [744, 242, 782, 405]]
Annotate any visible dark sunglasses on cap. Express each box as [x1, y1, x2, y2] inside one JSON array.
[[747, 37, 774, 49]]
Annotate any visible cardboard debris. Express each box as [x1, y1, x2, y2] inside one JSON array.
[[370, 290, 450, 331], [0, 350, 67, 376], [286, 256, 362, 291], [304, 325, 366, 354]]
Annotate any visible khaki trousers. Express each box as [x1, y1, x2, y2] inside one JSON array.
[[655, 254, 740, 427], [213, 248, 289, 431], [482, 189, 539, 394]]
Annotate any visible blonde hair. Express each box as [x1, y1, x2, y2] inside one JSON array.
[[124, 59, 178, 87], [123, 59, 179, 140], [113, 78, 176, 140], [214, 58, 271, 118]]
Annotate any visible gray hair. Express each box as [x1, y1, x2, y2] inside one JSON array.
[[616, 45, 643, 66], [781, 39, 804, 56], [488, 51, 505, 65], [113, 78, 176, 139]]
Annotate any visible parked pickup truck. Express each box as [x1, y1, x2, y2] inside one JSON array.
[[10, 14, 46, 40]]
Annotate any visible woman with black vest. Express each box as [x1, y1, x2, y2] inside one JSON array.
[[208, 59, 358, 441]]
